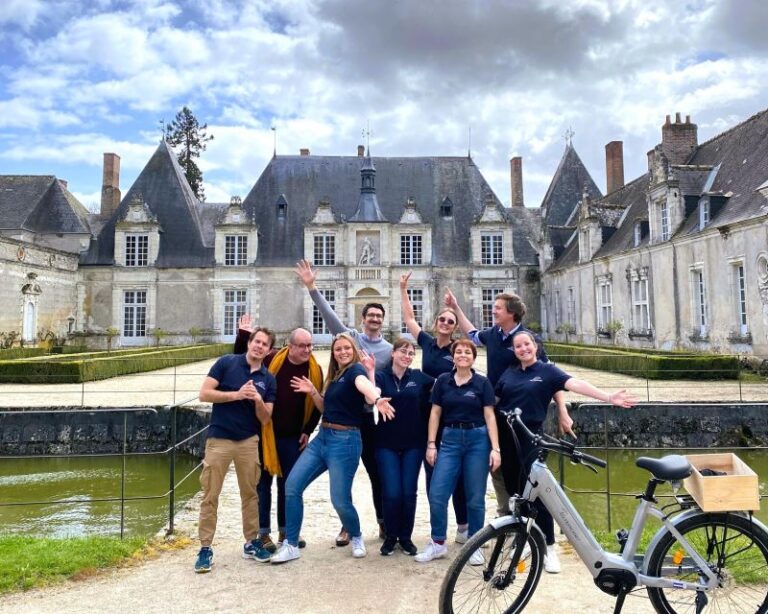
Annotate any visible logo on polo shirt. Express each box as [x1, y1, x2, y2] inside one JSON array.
[[254, 380, 266, 390], [443, 355, 454, 362], [529, 376, 543, 383], [463, 391, 476, 398], [338, 377, 345, 383], [405, 381, 418, 388]]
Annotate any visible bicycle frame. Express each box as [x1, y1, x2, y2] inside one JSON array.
[[494, 457, 724, 593]]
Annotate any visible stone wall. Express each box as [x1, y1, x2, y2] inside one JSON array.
[[543, 402, 768, 448], [0, 406, 211, 457]]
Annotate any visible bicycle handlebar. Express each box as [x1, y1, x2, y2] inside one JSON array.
[[501, 408, 607, 469]]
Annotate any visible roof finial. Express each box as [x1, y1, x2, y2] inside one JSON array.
[[362, 121, 371, 155], [563, 126, 575, 148], [468, 125, 472, 158], [159, 119, 165, 143], [271, 125, 277, 158]]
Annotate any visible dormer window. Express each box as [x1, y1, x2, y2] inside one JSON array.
[[125, 234, 148, 267], [480, 233, 503, 265], [276, 194, 288, 219], [440, 196, 453, 218], [699, 199, 710, 230], [660, 201, 670, 241], [225, 235, 248, 266], [633, 223, 642, 247]]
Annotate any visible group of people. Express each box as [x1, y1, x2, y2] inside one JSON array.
[[194, 261, 635, 573]]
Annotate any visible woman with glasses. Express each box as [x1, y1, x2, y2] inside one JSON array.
[[400, 271, 470, 544], [374, 338, 435, 556], [271, 333, 395, 564], [415, 339, 501, 564]]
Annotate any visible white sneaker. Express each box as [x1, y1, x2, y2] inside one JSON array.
[[270, 542, 300, 564], [455, 527, 469, 544], [351, 535, 367, 558], [469, 549, 485, 566], [415, 539, 448, 563], [544, 544, 561, 574]]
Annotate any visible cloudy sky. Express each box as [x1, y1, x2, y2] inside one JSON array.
[[1, 0, 767, 212]]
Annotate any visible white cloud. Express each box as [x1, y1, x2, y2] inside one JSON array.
[[0, 0, 44, 29]]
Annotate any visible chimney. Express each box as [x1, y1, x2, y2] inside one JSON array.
[[100, 153, 121, 217], [605, 141, 624, 194], [661, 112, 697, 165], [300, 148, 310, 156], [357, 145, 365, 157], [510, 156, 524, 207]]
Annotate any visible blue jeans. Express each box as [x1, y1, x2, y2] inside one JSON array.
[[424, 459, 468, 526], [257, 437, 301, 535], [375, 446, 423, 540], [284, 427, 362, 546], [427, 426, 490, 541]]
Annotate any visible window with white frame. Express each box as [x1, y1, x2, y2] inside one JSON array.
[[123, 290, 147, 337], [554, 290, 562, 328], [400, 234, 423, 265], [699, 200, 710, 230], [480, 233, 503, 265], [401, 288, 423, 333], [224, 235, 248, 266], [691, 268, 708, 335], [596, 278, 613, 329], [313, 289, 335, 334], [631, 273, 650, 332], [567, 288, 576, 327], [313, 235, 336, 266], [660, 201, 670, 241], [125, 234, 148, 267], [733, 263, 748, 335], [481, 287, 504, 329], [223, 290, 247, 337], [633, 223, 642, 247]]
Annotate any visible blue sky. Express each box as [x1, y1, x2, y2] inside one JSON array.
[[1, 0, 767, 211]]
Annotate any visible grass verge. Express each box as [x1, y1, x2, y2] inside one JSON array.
[[0, 534, 190, 595]]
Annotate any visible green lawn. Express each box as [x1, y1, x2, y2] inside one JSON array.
[[0, 535, 146, 594]]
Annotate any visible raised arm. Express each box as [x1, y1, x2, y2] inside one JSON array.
[[400, 271, 422, 338], [564, 378, 637, 408], [444, 287, 479, 340], [295, 259, 349, 335]]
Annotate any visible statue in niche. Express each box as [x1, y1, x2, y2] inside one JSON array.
[[358, 237, 376, 265]]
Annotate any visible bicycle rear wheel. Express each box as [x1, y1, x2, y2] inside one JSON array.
[[646, 512, 768, 613], [439, 522, 546, 614]]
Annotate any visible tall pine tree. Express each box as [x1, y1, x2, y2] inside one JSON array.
[[165, 106, 214, 201]]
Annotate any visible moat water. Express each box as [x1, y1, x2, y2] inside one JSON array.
[[0, 455, 201, 537]]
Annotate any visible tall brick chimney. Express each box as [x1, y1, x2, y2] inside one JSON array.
[[100, 153, 121, 217], [661, 113, 697, 165], [357, 145, 365, 157], [510, 156, 524, 207], [605, 141, 624, 194], [300, 148, 310, 156]]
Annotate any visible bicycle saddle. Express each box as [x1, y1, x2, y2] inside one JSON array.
[[635, 455, 692, 481]]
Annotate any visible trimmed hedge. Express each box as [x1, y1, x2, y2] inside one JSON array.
[[545, 343, 739, 380], [0, 344, 230, 383], [0, 348, 47, 360]]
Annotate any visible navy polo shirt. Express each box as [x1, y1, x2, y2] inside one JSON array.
[[494, 361, 571, 424], [374, 366, 435, 450], [323, 363, 369, 427], [430, 371, 495, 424], [207, 354, 277, 441], [476, 324, 549, 386], [417, 331, 454, 378]]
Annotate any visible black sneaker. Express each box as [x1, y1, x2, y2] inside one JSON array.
[[398, 538, 418, 556], [380, 536, 398, 556]]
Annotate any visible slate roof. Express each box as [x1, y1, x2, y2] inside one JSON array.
[[0, 175, 91, 236], [81, 141, 213, 267], [540, 144, 603, 227], [242, 155, 539, 266]]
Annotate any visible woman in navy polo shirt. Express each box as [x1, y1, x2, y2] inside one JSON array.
[[415, 339, 501, 564], [271, 333, 395, 564], [400, 271, 470, 544], [495, 330, 636, 573], [374, 338, 435, 556]]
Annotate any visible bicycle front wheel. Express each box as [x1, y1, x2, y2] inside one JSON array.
[[439, 521, 546, 614], [646, 512, 768, 613]]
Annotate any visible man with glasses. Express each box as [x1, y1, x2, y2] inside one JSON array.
[[234, 316, 323, 553], [294, 259, 392, 543]]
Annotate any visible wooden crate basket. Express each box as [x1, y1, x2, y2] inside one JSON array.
[[683, 453, 760, 512]]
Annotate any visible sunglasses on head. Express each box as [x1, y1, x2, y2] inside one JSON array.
[[437, 316, 456, 325]]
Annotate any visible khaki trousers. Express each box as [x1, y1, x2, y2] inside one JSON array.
[[198, 435, 261, 546], [491, 467, 511, 515]]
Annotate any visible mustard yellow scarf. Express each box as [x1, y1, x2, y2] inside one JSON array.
[[262, 348, 323, 477]]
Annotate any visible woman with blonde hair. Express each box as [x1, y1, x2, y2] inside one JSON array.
[[271, 333, 395, 564]]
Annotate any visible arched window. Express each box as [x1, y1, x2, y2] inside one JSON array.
[[440, 196, 453, 218]]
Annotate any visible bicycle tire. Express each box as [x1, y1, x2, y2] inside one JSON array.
[[439, 522, 546, 614], [646, 512, 768, 614]]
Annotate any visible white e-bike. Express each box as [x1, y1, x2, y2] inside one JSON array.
[[439, 409, 768, 614]]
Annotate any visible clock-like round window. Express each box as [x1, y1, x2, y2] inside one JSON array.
[[757, 253, 768, 284]]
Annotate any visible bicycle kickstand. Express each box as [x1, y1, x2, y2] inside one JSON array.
[[612, 590, 628, 614]]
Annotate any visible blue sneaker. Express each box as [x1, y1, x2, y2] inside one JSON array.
[[243, 539, 271, 562], [195, 547, 213, 573]]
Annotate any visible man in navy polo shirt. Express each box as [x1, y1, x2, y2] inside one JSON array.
[[444, 290, 573, 513], [194, 327, 278, 573]]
